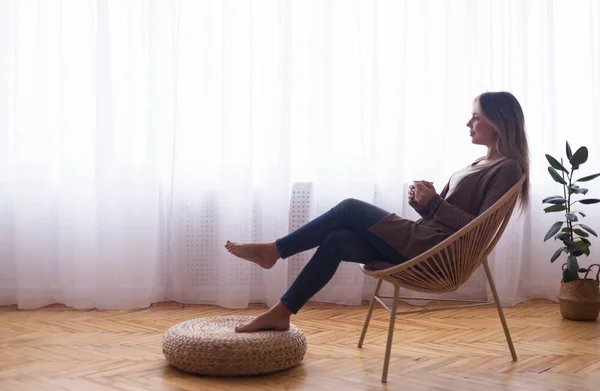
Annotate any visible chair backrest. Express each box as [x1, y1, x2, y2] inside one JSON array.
[[376, 175, 526, 294]]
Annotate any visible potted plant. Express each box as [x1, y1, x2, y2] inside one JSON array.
[[543, 141, 600, 320]]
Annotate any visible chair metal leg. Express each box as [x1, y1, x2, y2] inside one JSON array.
[[358, 279, 382, 348], [381, 284, 399, 383], [483, 261, 517, 361]]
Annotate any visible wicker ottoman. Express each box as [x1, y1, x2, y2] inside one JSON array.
[[162, 315, 307, 376]]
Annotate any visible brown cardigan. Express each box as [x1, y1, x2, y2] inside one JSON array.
[[368, 157, 524, 260]]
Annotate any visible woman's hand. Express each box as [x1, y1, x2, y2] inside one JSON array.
[[413, 181, 437, 206], [408, 185, 417, 203]]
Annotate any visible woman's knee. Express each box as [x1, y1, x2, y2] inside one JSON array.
[[337, 198, 364, 213], [336, 197, 388, 225]]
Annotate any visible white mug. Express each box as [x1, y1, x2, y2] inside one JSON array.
[[413, 180, 434, 186]]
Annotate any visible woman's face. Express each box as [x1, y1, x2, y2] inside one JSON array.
[[466, 101, 498, 147]]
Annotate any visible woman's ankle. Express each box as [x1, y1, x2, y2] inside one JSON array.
[[272, 301, 293, 318], [268, 241, 282, 260]]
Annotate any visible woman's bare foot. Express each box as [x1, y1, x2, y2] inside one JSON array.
[[235, 302, 292, 333], [225, 241, 280, 269]]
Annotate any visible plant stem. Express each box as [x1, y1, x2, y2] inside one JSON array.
[[567, 169, 574, 249], [560, 159, 572, 253]]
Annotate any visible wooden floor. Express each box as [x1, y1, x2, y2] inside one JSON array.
[[1, 299, 599, 391]]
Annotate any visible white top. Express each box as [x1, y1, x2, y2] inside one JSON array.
[[445, 158, 504, 199]]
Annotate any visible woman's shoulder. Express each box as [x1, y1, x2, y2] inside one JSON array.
[[488, 157, 524, 182], [471, 155, 516, 166], [496, 157, 522, 171], [467, 156, 524, 184]]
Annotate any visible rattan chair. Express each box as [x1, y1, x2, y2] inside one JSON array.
[[358, 175, 526, 382]]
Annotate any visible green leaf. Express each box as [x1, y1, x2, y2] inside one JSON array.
[[566, 141, 573, 160], [576, 173, 600, 182], [573, 228, 589, 237], [573, 241, 590, 257], [550, 247, 565, 263], [570, 187, 589, 195], [566, 212, 578, 222], [544, 204, 567, 213], [576, 241, 589, 249], [577, 199, 600, 205], [570, 146, 589, 168], [543, 197, 566, 205], [564, 238, 577, 249], [546, 154, 568, 172], [567, 255, 580, 274], [543, 196, 565, 203], [544, 221, 563, 241], [579, 224, 598, 237], [561, 227, 573, 233], [581, 238, 592, 257], [563, 268, 579, 282], [555, 232, 571, 241], [548, 167, 567, 185]]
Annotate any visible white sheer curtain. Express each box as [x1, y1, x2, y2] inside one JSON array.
[[1, 0, 598, 310]]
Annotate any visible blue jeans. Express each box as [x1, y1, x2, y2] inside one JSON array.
[[276, 198, 407, 314]]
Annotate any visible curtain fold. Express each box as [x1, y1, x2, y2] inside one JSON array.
[[1, 0, 598, 309]]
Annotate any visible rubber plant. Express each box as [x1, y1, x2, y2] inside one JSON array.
[[543, 141, 600, 283]]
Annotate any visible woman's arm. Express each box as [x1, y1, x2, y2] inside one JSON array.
[[426, 162, 523, 231], [409, 199, 430, 217]]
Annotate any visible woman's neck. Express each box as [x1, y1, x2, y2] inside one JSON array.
[[474, 147, 503, 166], [485, 147, 501, 161]]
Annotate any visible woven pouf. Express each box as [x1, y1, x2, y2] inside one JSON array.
[[162, 315, 307, 376]]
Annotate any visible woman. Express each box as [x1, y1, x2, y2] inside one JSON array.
[[225, 91, 530, 333]]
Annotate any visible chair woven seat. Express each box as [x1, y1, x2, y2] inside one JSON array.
[[162, 315, 307, 376]]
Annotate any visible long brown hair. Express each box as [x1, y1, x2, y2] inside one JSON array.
[[477, 91, 530, 211]]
